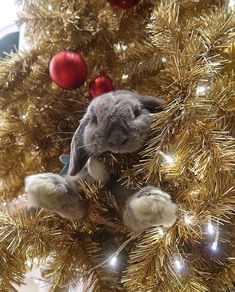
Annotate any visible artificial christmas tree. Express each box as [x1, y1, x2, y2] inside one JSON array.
[[0, 0, 234, 291]]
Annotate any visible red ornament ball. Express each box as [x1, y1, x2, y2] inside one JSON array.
[[89, 73, 114, 98], [107, 0, 140, 9], [49, 51, 88, 90]]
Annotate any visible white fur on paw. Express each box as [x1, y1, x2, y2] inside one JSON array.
[[125, 187, 177, 231], [25, 173, 69, 209], [25, 173, 87, 220], [87, 157, 110, 184]]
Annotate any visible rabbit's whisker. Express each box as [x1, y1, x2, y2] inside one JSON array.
[[76, 143, 96, 150], [53, 137, 73, 142]]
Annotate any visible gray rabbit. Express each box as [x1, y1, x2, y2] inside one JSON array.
[[25, 90, 177, 231]]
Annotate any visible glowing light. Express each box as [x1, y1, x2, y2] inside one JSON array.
[[162, 57, 167, 63], [48, 4, 53, 10], [164, 155, 175, 163], [184, 214, 193, 225], [122, 73, 129, 80], [159, 151, 176, 164], [211, 229, 219, 252], [114, 43, 128, 53], [173, 258, 185, 272], [3, 202, 7, 206], [190, 189, 200, 196], [115, 43, 121, 51], [158, 227, 164, 236], [211, 241, 218, 251], [207, 218, 215, 234], [207, 222, 214, 234], [172, 254, 185, 273], [110, 256, 117, 266], [122, 44, 128, 51], [175, 260, 183, 270], [196, 85, 207, 95]]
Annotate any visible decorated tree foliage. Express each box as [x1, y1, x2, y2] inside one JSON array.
[[0, 0, 234, 291]]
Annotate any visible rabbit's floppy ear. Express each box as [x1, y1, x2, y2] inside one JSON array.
[[68, 116, 90, 176], [137, 94, 164, 113]]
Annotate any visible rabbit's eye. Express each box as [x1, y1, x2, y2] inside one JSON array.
[[133, 108, 141, 118], [91, 115, 98, 125]]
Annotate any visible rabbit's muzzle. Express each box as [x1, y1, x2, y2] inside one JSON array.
[[106, 121, 129, 148]]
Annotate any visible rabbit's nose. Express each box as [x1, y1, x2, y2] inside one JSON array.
[[108, 129, 129, 146]]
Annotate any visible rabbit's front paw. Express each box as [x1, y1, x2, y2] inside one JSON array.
[[87, 157, 110, 184], [25, 173, 86, 220], [123, 186, 177, 232]]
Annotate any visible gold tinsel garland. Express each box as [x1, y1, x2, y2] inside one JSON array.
[[0, 0, 234, 291]]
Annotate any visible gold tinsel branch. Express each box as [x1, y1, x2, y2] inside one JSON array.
[[43, 234, 121, 291], [0, 247, 26, 292]]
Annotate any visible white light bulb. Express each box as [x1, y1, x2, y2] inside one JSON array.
[[158, 227, 164, 236], [165, 155, 175, 163], [211, 241, 218, 251], [184, 214, 193, 225], [196, 85, 206, 95], [207, 222, 214, 234], [48, 4, 52, 10], [172, 254, 185, 273], [211, 229, 219, 252], [110, 256, 117, 266], [174, 259, 184, 272], [159, 151, 176, 164], [190, 189, 200, 196], [116, 43, 121, 50], [175, 260, 182, 270], [122, 74, 129, 80], [122, 44, 128, 51]]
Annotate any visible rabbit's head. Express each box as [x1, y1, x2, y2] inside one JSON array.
[[68, 90, 163, 176]]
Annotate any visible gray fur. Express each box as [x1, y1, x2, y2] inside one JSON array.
[[25, 173, 87, 220], [25, 90, 178, 231], [68, 90, 163, 176]]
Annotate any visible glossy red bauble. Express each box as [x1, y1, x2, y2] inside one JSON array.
[[89, 73, 114, 98], [49, 51, 88, 90], [107, 0, 140, 9]]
